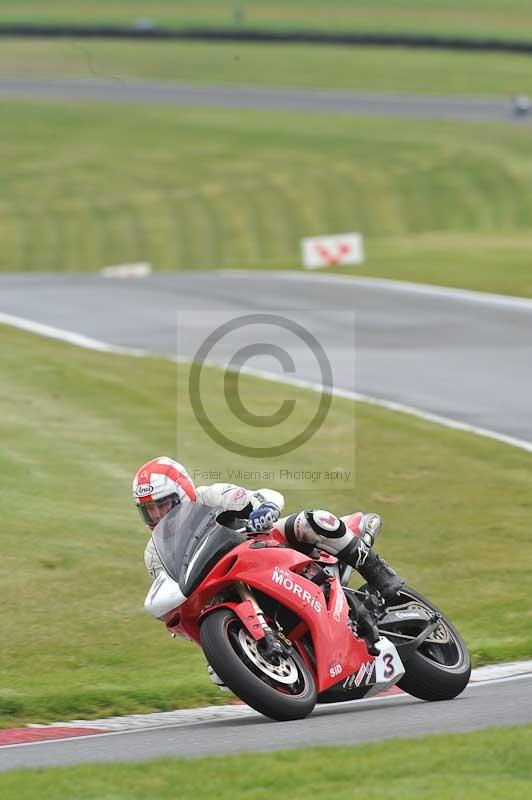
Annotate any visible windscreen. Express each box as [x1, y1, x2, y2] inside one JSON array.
[[150, 502, 247, 596]]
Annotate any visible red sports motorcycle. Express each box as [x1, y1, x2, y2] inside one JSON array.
[[145, 503, 471, 721]]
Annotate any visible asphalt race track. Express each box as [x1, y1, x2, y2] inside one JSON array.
[[0, 78, 530, 123], [1, 677, 530, 770], [1, 271, 532, 444]]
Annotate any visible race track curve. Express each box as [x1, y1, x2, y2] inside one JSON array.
[[1, 270, 532, 445], [1, 264, 532, 772]]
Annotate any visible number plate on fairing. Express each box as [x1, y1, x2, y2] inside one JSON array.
[[341, 638, 404, 693], [365, 637, 405, 697]]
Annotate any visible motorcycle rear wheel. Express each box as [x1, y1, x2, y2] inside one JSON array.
[[200, 607, 317, 721], [376, 585, 471, 701]]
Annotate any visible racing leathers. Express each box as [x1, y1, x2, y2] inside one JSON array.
[[276, 508, 403, 600], [144, 484, 403, 600]]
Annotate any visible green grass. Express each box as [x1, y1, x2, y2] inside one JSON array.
[[344, 233, 532, 297], [2, 1, 532, 41], [3, 38, 532, 97], [1, 324, 532, 726], [3, 100, 532, 297], [1, 726, 531, 798]]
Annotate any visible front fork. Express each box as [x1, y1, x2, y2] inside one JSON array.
[[236, 582, 271, 634], [236, 582, 291, 660]]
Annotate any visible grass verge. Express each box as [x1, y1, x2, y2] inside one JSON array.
[[339, 233, 532, 297], [1, 324, 531, 727], [1, 1, 532, 41], [3, 38, 532, 97], [3, 100, 532, 298], [1, 726, 531, 798]]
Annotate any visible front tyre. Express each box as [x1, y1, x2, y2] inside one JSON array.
[[376, 586, 471, 701], [200, 608, 316, 721]]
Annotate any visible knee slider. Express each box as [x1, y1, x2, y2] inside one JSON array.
[[305, 509, 346, 540], [284, 509, 347, 549]]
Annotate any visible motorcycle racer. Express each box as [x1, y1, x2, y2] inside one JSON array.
[[134, 456, 285, 580], [133, 456, 404, 600]]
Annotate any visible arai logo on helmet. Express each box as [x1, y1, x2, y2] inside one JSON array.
[[135, 483, 154, 497]]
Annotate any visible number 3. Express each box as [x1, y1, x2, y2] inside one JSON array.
[[383, 653, 395, 678]]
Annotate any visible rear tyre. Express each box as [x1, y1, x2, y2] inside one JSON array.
[[200, 607, 317, 721], [375, 585, 471, 701]]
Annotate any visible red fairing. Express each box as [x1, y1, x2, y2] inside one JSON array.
[[164, 527, 374, 694]]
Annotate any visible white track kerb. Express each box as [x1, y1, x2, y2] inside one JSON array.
[[16, 661, 532, 736]]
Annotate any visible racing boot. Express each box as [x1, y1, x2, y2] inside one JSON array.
[[338, 536, 404, 601]]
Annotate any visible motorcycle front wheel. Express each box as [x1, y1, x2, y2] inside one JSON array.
[[375, 585, 471, 701], [200, 607, 317, 721]]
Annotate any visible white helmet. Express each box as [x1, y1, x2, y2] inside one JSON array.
[[132, 456, 196, 529]]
